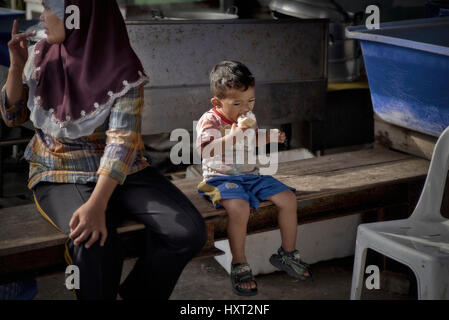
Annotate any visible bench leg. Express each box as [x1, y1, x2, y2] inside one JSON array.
[[204, 222, 215, 250]]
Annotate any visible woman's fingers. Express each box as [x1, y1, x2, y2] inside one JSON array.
[[69, 213, 79, 232], [74, 229, 90, 246], [11, 19, 18, 37], [84, 231, 99, 249], [69, 222, 83, 240], [13, 32, 35, 41], [69, 215, 84, 239], [99, 229, 108, 247], [19, 38, 27, 49], [8, 33, 34, 49], [69, 219, 106, 248], [76, 229, 107, 248]]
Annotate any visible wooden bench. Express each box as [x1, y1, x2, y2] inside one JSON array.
[[0, 147, 430, 283]]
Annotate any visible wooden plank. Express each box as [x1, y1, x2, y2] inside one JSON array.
[[2, 148, 422, 255], [275, 159, 428, 196], [0, 245, 66, 282], [176, 157, 429, 219], [375, 116, 437, 160], [182, 147, 411, 182], [0, 205, 67, 257], [0, 148, 428, 257]]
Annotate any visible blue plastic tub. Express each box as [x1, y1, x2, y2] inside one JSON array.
[[0, 8, 25, 21], [346, 17, 449, 137], [0, 279, 38, 300]]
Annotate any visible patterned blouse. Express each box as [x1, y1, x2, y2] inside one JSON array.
[[0, 83, 149, 189]]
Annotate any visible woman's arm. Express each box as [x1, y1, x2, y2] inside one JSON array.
[[69, 85, 144, 248], [0, 84, 30, 127], [5, 65, 25, 107], [6, 20, 34, 105], [0, 21, 34, 127], [69, 174, 118, 248]]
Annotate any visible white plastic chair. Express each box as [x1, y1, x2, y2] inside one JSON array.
[[350, 126, 449, 300]]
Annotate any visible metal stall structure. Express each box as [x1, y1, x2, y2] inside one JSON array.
[[126, 19, 328, 150]]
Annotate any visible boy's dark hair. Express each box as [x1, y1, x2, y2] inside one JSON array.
[[210, 61, 255, 99]]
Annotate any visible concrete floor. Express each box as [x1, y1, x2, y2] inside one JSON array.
[[33, 255, 412, 300]]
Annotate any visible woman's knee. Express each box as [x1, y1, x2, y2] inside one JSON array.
[[167, 227, 207, 254], [163, 208, 207, 253], [188, 216, 208, 252]]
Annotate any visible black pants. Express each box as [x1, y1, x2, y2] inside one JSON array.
[[33, 166, 207, 300]]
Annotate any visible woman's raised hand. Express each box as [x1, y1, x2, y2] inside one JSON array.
[[8, 20, 35, 71]]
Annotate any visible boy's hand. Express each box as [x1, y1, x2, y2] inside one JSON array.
[[229, 123, 241, 135], [265, 129, 286, 144], [227, 123, 246, 145], [277, 130, 287, 143]]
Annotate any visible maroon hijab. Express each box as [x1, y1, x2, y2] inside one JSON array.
[[33, 0, 147, 128]]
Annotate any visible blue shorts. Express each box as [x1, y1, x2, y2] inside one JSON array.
[[197, 174, 296, 210]]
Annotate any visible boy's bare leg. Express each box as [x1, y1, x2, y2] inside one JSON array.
[[266, 190, 298, 252], [268, 190, 311, 278], [222, 198, 256, 290]]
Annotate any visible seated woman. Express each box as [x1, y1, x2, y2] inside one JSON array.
[[0, 0, 207, 300]]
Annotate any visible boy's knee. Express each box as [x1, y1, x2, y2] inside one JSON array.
[[274, 190, 297, 209], [285, 190, 297, 203], [222, 199, 250, 215]]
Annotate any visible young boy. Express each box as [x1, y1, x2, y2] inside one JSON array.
[[196, 61, 311, 296]]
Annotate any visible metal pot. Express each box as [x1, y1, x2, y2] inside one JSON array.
[[269, 0, 364, 82], [269, 0, 348, 22], [132, 6, 239, 20]]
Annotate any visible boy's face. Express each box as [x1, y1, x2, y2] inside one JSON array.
[[212, 87, 255, 123]]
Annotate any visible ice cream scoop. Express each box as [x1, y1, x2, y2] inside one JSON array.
[[237, 111, 257, 129]]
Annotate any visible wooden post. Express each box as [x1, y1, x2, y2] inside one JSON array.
[[204, 221, 215, 250]]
